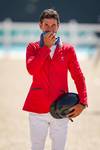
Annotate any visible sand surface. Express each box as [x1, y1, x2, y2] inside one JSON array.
[[0, 56, 100, 150]]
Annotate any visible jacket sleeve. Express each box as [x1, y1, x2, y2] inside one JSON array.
[[67, 46, 88, 106], [26, 43, 50, 75]]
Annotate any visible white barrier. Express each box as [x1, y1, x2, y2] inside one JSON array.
[[0, 20, 100, 47]]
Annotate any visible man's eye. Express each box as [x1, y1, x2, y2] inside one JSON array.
[[45, 24, 48, 27], [51, 25, 56, 28]]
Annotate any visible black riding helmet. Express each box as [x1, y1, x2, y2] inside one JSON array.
[[50, 92, 80, 120]]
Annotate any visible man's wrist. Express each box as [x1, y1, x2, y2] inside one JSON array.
[[79, 103, 87, 109]]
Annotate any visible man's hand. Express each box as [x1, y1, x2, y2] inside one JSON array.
[[43, 32, 56, 48], [67, 104, 85, 119]]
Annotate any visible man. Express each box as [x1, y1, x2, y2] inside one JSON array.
[[23, 9, 88, 150]]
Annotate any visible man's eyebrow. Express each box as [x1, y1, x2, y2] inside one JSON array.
[[45, 23, 49, 25], [45, 23, 56, 26], [52, 24, 56, 26]]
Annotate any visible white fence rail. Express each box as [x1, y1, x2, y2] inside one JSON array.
[[0, 20, 100, 46]]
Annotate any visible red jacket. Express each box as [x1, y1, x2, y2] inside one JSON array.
[[22, 42, 87, 113]]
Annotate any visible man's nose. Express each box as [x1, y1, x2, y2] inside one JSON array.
[[47, 26, 54, 32]]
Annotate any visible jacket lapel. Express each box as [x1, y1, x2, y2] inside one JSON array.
[[52, 45, 63, 60]]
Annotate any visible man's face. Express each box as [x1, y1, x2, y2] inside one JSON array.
[[39, 18, 59, 33]]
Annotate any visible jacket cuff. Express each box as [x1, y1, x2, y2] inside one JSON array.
[[79, 102, 88, 109], [39, 45, 51, 57]]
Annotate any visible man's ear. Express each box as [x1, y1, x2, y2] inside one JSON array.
[[39, 22, 42, 29], [57, 23, 59, 30]]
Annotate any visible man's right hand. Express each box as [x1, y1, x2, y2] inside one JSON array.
[[43, 32, 56, 48]]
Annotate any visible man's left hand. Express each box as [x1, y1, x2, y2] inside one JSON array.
[[67, 104, 85, 118]]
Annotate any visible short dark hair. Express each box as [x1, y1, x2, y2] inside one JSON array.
[[39, 9, 60, 24]]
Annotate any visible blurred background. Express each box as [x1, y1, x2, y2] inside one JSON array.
[[0, 0, 100, 150]]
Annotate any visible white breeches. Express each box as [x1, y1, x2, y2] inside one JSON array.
[[29, 112, 69, 150]]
